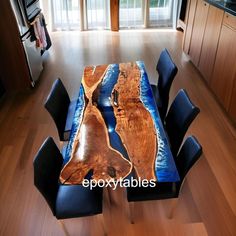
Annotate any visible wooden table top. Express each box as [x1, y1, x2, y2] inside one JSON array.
[[60, 61, 179, 185]]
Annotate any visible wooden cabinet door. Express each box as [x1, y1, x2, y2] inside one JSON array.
[[211, 25, 236, 110], [183, 0, 198, 54], [189, 0, 209, 66], [198, 5, 224, 84]]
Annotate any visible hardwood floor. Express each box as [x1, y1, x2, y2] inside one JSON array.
[[0, 29, 236, 236]]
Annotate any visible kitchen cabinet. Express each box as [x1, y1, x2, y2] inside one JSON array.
[[189, 0, 209, 66], [183, 0, 198, 53], [211, 13, 236, 111], [183, 1, 236, 124], [198, 5, 224, 84]]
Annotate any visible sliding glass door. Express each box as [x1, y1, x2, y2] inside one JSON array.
[[86, 0, 110, 30], [51, 0, 110, 31], [119, 0, 145, 28], [119, 0, 175, 29], [51, 0, 81, 30], [50, 0, 176, 31], [149, 0, 173, 27]]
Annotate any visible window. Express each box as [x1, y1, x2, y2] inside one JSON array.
[[86, 0, 110, 30], [149, 0, 173, 27], [119, 0, 145, 28], [51, 0, 81, 30], [49, 0, 177, 31], [119, 0, 174, 29]]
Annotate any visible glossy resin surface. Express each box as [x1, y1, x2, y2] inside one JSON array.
[[60, 62, 179, 184]]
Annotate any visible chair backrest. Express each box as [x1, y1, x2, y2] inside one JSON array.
[[175, 136, 202, 185], [33, 137, 64, 215], [156, 48, 178, 119], [44, 79, 70, 141], [165, 89, 200, 156]]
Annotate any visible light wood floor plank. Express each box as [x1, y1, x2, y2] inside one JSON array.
[[1, 30, 236, 235]]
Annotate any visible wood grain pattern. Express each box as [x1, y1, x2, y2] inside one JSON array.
[[224, 12, 236, 30], [198, 5, 224, 83], [1, 30, 236, 235], [183, 0, 198, 54], [110, 0, 119, 31], [185, 3, 236, 124], [210, 24, 236, 110], [189, 0, 209, 66], [60, 64, 132, 184], [112, 62, 157, 180]]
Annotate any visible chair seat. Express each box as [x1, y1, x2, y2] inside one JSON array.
[[127, 182, 178, 202], [64, 99, 77, 140], [55, 185, 103, 219]]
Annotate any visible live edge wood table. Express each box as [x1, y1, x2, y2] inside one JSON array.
[[60, 61, 179, 185]]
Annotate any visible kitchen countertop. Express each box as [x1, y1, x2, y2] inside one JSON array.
[[206, 0, 236, 16]]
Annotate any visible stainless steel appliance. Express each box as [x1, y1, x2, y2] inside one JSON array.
[[10, 0, 51, 86]]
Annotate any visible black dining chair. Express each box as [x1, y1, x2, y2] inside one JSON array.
[[44, 78, 77, 141], [33, 137, 105, 235], [165, 89, 200, 157], [151, 48, 178, 121], [126, 135, 202, 223]]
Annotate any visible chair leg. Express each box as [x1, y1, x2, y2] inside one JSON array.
[[59, 141, 64, 149], [128, 202, 135, 224], [167, 198, 178, 219], [59, 220, 70, 236], [97, 214, 107, 236]]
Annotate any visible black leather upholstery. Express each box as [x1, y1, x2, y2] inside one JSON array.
[[151, 48, 178, 121], [126, 136, 202, 202], [165, 89, 200, 157], [127, 182, 177, 202], [33, 137, 63, 214], [33, 137, 103, 219], [56, 185, 103, 219], [44, 79, 75, 141], [175, 136, 202, 183], [150, 84, 162, 108]]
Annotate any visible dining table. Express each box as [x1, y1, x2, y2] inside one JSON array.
[[59, 61, 180, 185]]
